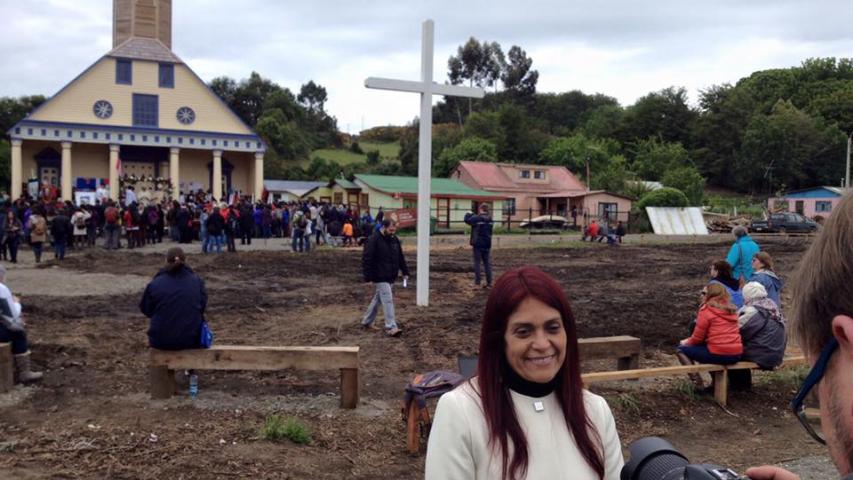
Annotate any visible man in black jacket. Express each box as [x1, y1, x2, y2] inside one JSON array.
[[464, 204, 494, 287], [360, 218, 408, 337], [50, 208, 73, 260]]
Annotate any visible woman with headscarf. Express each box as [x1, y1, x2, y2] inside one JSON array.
[[425, 266, 623, 480]]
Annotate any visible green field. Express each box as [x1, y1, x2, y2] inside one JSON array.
[[307, 141, 400, 167]]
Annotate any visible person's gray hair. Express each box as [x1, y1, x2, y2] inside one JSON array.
[[732, 225, 748, 238], [790, 192, 853, 356]]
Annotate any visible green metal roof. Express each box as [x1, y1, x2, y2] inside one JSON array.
[[333, 178, 360, 190], [354, 174, 500, 198]]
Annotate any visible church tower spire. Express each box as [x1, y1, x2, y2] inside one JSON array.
[[113, 0, 172, 49]]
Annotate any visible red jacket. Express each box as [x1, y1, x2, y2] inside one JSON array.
[[686, 304, 743, 356]]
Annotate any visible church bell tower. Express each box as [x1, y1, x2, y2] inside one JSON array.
[[113, 0, 172, 49]]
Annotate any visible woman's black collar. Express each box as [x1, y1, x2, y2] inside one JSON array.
[[503, 361, 557, 398]]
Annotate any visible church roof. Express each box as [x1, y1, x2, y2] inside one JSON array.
[[107, 38, 182, 64]]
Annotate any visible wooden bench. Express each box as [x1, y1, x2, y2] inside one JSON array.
[[150, 345, 360, 408], [578, 335, 642, 370], [0, 343, 12, 393], [582, 355, 807, 407]]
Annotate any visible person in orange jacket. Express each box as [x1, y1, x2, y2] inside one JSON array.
[[676, 282, 743, 389], [342, 220, 354, 246]]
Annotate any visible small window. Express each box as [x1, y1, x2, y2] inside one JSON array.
[[116, 59, 132, 84], [504, 198, 516, 216], [816, 201, 833, 213], [133, 94, 159, 127], [159, 63, 174, 88], [333, 192, 343, 205], [520, 170, 531, 179], [534, 170, 544, 179]]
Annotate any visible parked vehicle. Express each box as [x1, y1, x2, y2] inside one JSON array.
[[749, 212, 818, 233], [519, 215, 569, 229]]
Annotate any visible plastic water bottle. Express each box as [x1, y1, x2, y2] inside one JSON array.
[[189, 373, 198, 399]]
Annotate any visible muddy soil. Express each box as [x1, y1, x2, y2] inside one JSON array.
[[0, 238, 827, 479]]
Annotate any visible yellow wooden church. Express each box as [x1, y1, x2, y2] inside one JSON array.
[[7, 0, 265, 204]]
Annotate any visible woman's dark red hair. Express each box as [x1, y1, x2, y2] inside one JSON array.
[[476, 265, 604, 479]]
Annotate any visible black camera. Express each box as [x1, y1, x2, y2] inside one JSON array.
[[621, 437, 750, 480]]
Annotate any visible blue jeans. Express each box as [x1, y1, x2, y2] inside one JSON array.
[[200, 229, 208, 253], [292, 230, 303, 251], [0, 323, 28, 354], [677, 344, 740, 365], [31, 242, 43, 262], [54, 240, 67, 260], [473, 248, 492, 285], [205, 234, 223, 253], [105, 224, 120, 249], [361, 282, 397, 330]]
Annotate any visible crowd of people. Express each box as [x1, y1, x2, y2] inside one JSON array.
[[0, 192, 388, 261]]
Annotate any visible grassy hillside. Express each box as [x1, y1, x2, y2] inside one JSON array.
[[306, 141, 400, 167]]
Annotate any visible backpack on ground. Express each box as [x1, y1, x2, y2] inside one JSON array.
[[401, 370, 466, 452]]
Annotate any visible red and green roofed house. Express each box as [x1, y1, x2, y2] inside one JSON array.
[[352, 174, 506, 228], [769, 186, 848, 219], [451, 161, 633, 226]]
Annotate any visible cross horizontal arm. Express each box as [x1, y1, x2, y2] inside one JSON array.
[[365, 77, 485, 99]]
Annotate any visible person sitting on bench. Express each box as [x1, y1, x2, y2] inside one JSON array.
[[739, 281, 786, 370], [140, 247, 209, 350], [425, 266, 624, 479], [677, 283, 743, 390], [0, 265, 42, 383], [709, 260, 744, 308]]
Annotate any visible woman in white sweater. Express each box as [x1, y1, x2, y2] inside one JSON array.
[[425, 266, 623, 480]]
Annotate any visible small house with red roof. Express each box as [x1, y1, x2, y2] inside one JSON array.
[[451, 161, 632, 226]]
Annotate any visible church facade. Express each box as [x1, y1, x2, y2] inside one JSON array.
[[7, 0, 265, 204]]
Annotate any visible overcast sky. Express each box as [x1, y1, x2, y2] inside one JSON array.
[[2, 0, 852, 133]]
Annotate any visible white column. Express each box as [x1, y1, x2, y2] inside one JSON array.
[[212, 149, 223, 201], [10, 139, 22, 200], [415, 21, 434, 306], [61, 141, 72, 201], [169, 147, 180, 200], [109, 144, 120, 202], [254, 152, 264, 202]]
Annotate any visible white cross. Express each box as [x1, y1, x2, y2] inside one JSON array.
[[365, 19, 484, 306]]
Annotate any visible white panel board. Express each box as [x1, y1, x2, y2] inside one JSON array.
[[646, 207, 709, 235]]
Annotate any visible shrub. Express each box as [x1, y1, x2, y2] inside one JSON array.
[[349, 141, 364, 154], [261, 415, 311, 445], [366, 150, 380, 165], [636, 187, 689, 210]]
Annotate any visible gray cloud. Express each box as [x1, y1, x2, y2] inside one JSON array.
[[2, 0, 852, 131]]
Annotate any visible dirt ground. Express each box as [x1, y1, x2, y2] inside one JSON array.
[[0, 237, 830, 479]]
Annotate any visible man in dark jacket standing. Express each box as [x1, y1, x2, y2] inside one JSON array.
[[50, 208, 73, 260], [464, 204, 494, 287], [361, 218, 408, 337]]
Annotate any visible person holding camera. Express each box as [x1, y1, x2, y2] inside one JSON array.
[[425, 266, 623, 479], [746, 193, 853, 480]]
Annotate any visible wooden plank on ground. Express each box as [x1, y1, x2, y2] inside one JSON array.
[[578, 336, 641, 359], [150, 346, 360, 371], [0, 343, 13, 393], [583, 363, 725, 383]]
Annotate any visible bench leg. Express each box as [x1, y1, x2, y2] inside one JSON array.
[[617, 354, 640, 371], [712, 370, 728, 407], [150, 366, 176, 399], [340, 368, 359, 409], [0, 344, 13, 393]]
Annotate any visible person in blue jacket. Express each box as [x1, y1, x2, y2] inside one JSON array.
[[749, 251, 783, 307], [709, 259, 744, 308], [140, 247, 209, 350], [725, 226, 760, 286], [464, 204, 494, 287]]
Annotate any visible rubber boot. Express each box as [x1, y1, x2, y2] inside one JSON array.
[[13, 351, 43, 383]]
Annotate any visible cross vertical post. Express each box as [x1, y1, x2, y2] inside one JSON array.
[[365, 20, 484, 306]]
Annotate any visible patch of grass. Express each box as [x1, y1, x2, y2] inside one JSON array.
[[360, 141, 400, 159], [610, 393, 641, 415], [674, 379, 698, 401], [260, 415, 311, 445], [307, 141, 400, 167], [756, 365, 809, 390]]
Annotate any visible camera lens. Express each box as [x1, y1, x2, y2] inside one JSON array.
[[621, 437, 690, 480]]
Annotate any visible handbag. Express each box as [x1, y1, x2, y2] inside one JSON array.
[[199, 321, 214, 348]]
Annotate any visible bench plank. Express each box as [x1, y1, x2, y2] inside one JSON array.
[[583, 363, 725, 384], [0, 343, 12, 393], [151, 346, 359, 371]]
